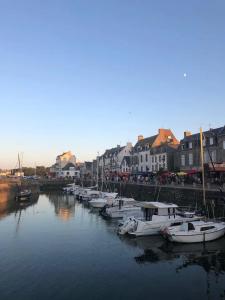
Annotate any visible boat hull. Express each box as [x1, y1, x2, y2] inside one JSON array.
[[168, 227, 225, 243]]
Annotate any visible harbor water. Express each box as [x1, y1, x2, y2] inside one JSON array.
[[0, 192, 225, 300]]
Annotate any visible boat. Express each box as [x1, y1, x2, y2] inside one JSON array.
[[100, 198, 142, 219], [163, 220, 225, 243], [162, 127, 225, 244], [15, 153, 32, 202], [15, 189, 32, 201], [117, 201, 201, 236], [89, 193, 118, 208], [82, 190, 101, 201], [62, 183, 80, 194]]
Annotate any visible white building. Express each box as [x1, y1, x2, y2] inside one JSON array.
[[132, 130, 180, 173], [50, 151, 78, 178], [98, 142, 133, 174]]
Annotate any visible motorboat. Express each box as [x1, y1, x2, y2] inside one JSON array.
[[162, 220, 225, 243], [89, 193, 118, 208], [77, 188, 92, 200], [117, 201, 202, 236], [100, 198, 142, 219], [82, 190, 101, 201]]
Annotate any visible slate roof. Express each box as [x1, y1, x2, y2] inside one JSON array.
[[62, 163, 76, 171], [103, 146, 125, 158], [133, 135, 157, 151], [150, 143, 179, 154], [181, 126, 225, 142]]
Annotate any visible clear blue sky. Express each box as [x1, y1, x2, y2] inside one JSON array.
[[0, 0, 225, 168]]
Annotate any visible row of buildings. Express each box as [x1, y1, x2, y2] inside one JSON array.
[[95, 126, 225, 177], [49, 126, 225, 179]]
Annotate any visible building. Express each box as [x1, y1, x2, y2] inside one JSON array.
[[178, 126, 225, 172], [99, 142, 133, 174], [60, 163, 80, 178], [150, 144, 179, 172], [56, 151, 76, 168], [131, 129, 179, 173], [80, 161, 93, 178], [50, 151, 78, 178], [120, 156, 132, 173]]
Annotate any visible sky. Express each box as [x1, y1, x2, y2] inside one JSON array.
[[0, 0, 225, 169]]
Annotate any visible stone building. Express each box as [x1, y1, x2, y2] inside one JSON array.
[[178, 126, 225, 172], [131, 129, 179, 173], [150, 144, 179, 172], [98, 142, 133, 174]]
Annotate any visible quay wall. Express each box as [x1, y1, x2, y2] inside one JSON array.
[[83, 181, 225, 218]]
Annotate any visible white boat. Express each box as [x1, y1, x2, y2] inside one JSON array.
[[101, 198, 142, 219], [89, 193, 118, 208], [163, 221, 225, 243], [62, 183, 80, 194], [82, 190, 101, 201], [117, 201, 201, 236], [161, 128, 225, 244]]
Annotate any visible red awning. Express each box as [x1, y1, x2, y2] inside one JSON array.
[[187, 170, 199, 175]]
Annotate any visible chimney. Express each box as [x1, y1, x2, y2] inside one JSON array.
[[158, 128, 164, 134], [138, 135, 144, 141], [184, 131, 192, 138]]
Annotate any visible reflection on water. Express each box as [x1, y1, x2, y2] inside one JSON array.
[[0, 184, 39, 220], [0, 191, 225, 300], [131, 236, 225, 274], [48, 193, 76, 221]]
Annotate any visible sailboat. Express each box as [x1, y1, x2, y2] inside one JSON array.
[[89, 156, 118, 208], [15, 153, 32, 202], [163, 128, 225, 243]]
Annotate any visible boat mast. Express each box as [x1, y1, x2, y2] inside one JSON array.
[[101, 158, 104, 191], [96, 152, 99, 190], [200, 127, 206, 207], [18, 153, 21, 174]]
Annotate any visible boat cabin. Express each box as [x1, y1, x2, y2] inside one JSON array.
[[136, 202, 178, 221]]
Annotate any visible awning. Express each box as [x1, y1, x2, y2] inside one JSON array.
[[177, 172, 187, 176], [186, 170, 199, 175]]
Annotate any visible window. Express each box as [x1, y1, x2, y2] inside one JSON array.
[[155, 156, 157, 163], [203, 139, 206, 147], [181, 155, 185, 166], [146, 154, 148, 162], [181, 144, 185, 150], [152, 157, 154, 163], [159, 155, 161, 162], [141, 166, 143, 172], [210, 137, 213, 145], [189, 153, 193, 165], [162, 155, 166, 161], [200, 226, 215, 231], [189, 142, 192, 149], [223, 141, 225, 149], [204, 151, 209, 163], [211, 150, 216, 162], [140, 155, 143, 163]]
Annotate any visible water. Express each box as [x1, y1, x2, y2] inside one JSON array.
[[0, 192, 225, 300]]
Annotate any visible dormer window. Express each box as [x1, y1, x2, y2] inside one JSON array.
[[189, 142, 193, 149], [210, 137, 213, 145], [181, 144, 185, 150]]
